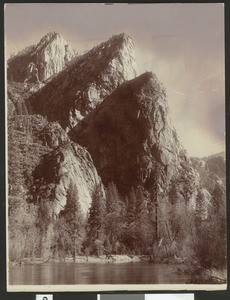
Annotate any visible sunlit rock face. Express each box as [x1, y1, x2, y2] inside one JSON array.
[[28, 33, 137, 129], [32, 142, 104, 218], [7, 32, 75, 83]]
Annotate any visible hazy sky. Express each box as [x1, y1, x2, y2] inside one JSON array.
[[5, 3, 225, 157]]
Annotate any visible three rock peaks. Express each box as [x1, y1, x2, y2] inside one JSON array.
[[7, 31, 225, 218]]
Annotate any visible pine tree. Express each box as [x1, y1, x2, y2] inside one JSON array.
[[9, 194, 39, 262], [60, 182, 84, 261], [193, 184, 226, 269], [210, 183, 225, 216], [135, 186, 150, 253], [105, 182, 122, 254], [148, 166, 159, 243], [195, 189, 207, 231], [85, 183, 106, 256], [123, 187, 137, 253], [126, 186, 136, 224]]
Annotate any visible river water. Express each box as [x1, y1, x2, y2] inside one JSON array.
[[9, 262, 192, 285]]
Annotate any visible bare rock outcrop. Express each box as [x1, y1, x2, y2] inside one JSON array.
[[72, 72, 197, 201], [7, 32, 75, 83], [32, 142, 104, 218], [28, 33, 137, 129]]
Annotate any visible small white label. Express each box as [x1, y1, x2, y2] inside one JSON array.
[[36, 295, 53, 300], [145, 295, 194, 300]]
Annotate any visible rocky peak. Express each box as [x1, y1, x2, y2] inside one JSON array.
[[7, 32, 75, 83], [37, 31, 61, 45], [72, 72, 197, 198], [28, 33, 137, 129]]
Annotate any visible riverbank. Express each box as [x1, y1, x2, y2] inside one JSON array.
[[65, 254, 142, 263], [174, 264, 227, 284], [9, 254, 142, 265], [190, 268, 227, 284]]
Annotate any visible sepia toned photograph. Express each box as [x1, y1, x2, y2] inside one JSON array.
[[5, 3, 226, 291]]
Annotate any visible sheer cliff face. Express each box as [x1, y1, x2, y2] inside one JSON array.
[[32, 142, 104, 218], [7, 32, 75, 83], [28, 33, 137, 129], [72, 72, 197, 199], [27, 118, 104, 219]]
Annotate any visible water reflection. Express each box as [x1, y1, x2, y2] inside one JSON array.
[[9, 262, 191, 285]]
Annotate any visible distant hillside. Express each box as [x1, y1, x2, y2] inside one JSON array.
[[203, 152, 225, 181]]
